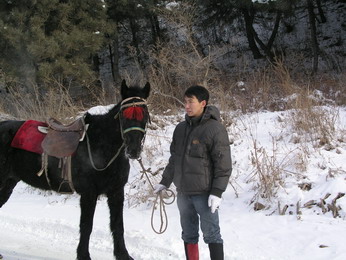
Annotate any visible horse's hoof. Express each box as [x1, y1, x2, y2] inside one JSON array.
[[77, 255, 91, 260], [116, 255, 134, 260]]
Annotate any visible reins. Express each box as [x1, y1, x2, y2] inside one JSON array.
[[137, 158, 176, 234]]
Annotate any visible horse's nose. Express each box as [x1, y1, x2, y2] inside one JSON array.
[[125, 147, 141, 159]]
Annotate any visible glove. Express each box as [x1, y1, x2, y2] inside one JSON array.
[[208, 195, 222, 213], [153, 184, 167, 194]]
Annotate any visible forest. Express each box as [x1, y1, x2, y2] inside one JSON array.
[[0, 0, 345, 117]]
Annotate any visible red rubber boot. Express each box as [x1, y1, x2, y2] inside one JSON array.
[[184, 243, 199, 260]]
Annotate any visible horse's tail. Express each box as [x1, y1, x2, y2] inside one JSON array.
[[0, 121, 23, 207], [0, 121, 22, 180]]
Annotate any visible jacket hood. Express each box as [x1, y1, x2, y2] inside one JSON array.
[[201, 105, 221, 122], [185, 105, 221, 124]]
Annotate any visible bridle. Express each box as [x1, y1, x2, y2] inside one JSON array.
[[86, 96, 149, 171], [117, 96, 149, 138]]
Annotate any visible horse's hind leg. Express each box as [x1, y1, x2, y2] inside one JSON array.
[[0, 178, 18, 208]]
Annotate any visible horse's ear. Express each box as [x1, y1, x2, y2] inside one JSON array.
[[143, 82, 150, 99], [121, 79, 128, 99]]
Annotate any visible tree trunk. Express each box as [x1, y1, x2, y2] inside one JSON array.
[[245, 10, 282, 61], [100, 23, 121, 103], [150, 0, 161, 46], [267, 11, 282, 54], [110, 23, 121, 86], [149, 13, 161, 46], [307, 0, 319, 73], [129, 17, 142, 66], [241, 8, 263, 59], [316, 0, 327, 23]]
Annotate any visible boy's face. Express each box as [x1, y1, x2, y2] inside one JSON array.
[[184, 95, 206, 118]]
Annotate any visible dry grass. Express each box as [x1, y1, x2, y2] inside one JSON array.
[[248, 138, 285, 202], [3, 82, 85, 123], [285, 88, 340, 149], [245, 122, 308, 203]]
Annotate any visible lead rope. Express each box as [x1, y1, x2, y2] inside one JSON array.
[[137, 158, 176, 234]]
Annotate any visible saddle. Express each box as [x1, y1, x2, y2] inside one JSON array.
[[40, 116, 87, 194], [41, 117, 85, 158], [48, 118, 85, 132]]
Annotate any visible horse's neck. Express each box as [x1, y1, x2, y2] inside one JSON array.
[[87, 105, 122, 143]]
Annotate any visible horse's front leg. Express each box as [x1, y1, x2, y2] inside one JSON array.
[[77, 192, 98, 260], [107, 189, 133, 260]]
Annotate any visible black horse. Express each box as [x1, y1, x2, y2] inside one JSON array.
[[0, 80, 150, 260]]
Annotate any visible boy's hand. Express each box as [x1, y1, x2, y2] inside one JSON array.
[[153, 184, 167, 194], [208, 195, 222, 213]]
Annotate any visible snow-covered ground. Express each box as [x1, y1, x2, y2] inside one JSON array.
[[1, 106, 346, 260]]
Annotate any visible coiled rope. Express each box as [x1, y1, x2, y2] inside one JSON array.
[[137, 158, 176, 234]]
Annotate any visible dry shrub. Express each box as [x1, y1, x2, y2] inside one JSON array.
[[247, 130, 306, 203], [308, 72, 346, 106], [286, 89, 339, 147], [126, 173, 160, 208], [219, 57, 346, 112], [147, 3, 224, 113], [248, 139, 284, 201], [225, 56, 346, 113], [227, 57, 301, 112], [269, 59, 343, 149], [3, 82, 84, 122]]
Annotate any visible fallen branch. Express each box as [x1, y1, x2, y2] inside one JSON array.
[[303, 200, 316, 208], [328, 193, 345, 218], [296, 201, 302, 215], [278, 201, 289, 215]]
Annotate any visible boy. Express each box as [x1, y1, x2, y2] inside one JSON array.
[[155, 85, 232, 260]]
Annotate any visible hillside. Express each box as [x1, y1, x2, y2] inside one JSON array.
[[0, 106, 345, 259]]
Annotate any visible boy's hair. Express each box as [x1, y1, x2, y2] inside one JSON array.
[[184, 85, 209, 105]]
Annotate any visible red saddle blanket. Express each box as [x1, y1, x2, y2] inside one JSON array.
[[11, 120, 48, 154]]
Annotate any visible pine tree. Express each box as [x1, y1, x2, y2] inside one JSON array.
[[0, 0, 110, 93]]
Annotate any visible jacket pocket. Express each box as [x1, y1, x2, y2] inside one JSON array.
[[189, 143, 205, 158]]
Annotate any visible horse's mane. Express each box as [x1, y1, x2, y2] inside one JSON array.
[[84, 104, 121, 126], [87, 104, 116, 116]]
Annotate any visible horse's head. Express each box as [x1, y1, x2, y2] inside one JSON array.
[[119, 80, 150, 159]]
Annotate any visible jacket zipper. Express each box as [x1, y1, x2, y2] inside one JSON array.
[[181, 120, 198, 190]]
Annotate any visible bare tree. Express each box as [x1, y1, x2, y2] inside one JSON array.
[[241, 2, 284, 60], [307, 0, 320, 73]]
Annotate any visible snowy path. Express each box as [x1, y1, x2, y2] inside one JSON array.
[[1, 183, 346, 260]]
